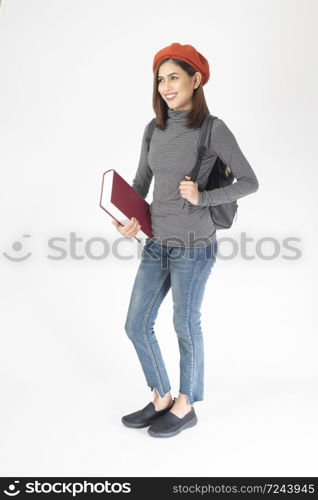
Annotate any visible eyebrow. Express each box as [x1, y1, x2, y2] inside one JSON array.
[[157, 72, 179, 79]]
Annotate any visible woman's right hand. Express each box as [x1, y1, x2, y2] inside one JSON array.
[[111, 217, 141, 239]]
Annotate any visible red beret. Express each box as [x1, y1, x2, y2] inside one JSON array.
[[153, 42, 210, 86]]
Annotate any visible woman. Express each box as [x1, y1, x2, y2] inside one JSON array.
[[112, 43, 259, 438]]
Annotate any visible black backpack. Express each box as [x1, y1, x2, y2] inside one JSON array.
[[145, 113, 238, 230]]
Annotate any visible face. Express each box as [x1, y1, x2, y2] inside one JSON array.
[[157, 60, 202, 111]]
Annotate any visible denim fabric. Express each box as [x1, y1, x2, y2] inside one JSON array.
[[124, 237, 218, 405]]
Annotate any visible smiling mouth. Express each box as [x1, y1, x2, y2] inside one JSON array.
[[165, 93, 177, 101]]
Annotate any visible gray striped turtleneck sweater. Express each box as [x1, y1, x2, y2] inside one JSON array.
[[132, 108, 259, 247]]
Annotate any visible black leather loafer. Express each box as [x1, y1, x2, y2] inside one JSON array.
[[121, 398, 176, 428], [147, 407, 198, 437]]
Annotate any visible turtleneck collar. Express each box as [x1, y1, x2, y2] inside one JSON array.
[[167, 108, 189, 122]]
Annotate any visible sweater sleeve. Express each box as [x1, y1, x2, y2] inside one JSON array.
[[131, 123, 153, 199], [196, 118, 259, 206]]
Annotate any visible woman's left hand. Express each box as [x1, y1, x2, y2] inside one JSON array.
[[179, 176, 199, 205]]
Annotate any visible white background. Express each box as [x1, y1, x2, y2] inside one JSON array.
[[0, 0, 317, 477]]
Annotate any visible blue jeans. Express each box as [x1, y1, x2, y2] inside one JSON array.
[[124, 238, 218, 405]]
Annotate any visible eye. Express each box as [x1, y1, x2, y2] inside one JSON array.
[[157, 76, 178, 83]]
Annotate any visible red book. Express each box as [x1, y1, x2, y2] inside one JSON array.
[[99, 169, 153, 243]]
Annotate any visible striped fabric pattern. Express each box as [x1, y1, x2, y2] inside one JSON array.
[[132, 108, 258, 247]]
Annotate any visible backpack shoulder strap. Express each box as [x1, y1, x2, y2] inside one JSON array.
[[199, 113, 217, 149], [145, 118, 157, 152], [189, 113, 217, 181]]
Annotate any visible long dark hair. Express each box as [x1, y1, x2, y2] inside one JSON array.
[[152, 58, 210, 131]]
